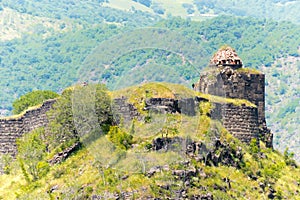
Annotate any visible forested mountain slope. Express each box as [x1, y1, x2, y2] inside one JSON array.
[[0, 8, 79, 41], [263, 56, 300, 161], [1, 0, 160, 26], [192, 0, 300, 23], [1, 16, 299, 112], [3, 0, 300, 24]]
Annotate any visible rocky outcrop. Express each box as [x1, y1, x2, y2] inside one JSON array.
[[152, 136, 243, 168], [48, 142, 81, 165]]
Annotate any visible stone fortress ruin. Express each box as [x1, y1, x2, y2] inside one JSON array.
[[0, 46, 272, 158], [195, 46, 272, 147]]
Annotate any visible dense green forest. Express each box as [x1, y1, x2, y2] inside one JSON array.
[[263, 58, 300, 161], [192, 0, 300, 23], [1, 16, 300, 113], [1, 0, 160, 26]]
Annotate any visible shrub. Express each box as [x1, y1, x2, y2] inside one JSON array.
[[12, 90, 59, 114], [0, 154, 13, 174], [47, 84, 113, 152], [249, 138, 259, 155], [52, 167, 66, 179], [17, 128, 49, 182], [284, 148, 297, 167], [160, 114, 180, 138], [107, 126, 133, 150]]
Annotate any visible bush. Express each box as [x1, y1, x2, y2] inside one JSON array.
[[47, 84, 113, 152], [284, 148, 297, 167], [52, 167, 66, 179], [0, 154, 13, 174], [17, 128, 49, 182], [107, 126, 133, 150], [12, 90, 59, 114], [249, 138, 259, 155]]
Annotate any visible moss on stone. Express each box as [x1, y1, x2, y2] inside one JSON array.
[[196, 92, 257, 108], [237, 67, 261, 74], [111, 82, 195, 114], [111, 82, 256, 111], [1, 104, 43, 120]]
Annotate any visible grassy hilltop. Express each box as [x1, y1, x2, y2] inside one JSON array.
[[0, 83, 299, 199]]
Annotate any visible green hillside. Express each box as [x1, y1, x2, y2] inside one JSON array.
[[0, 1, 299, 195], [3, 0, 300, 24], [0, 83, 299, 199], [0, 8, 79, 41], [192, 0, 300, 24], [1, 0, 160, 26]]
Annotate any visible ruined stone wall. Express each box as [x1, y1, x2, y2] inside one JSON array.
[[114, 97, 260, 143], [219, 103, 259, 143], [198, 68, 265, 125], [0, 99, 56, 156], [112, 97, 199, 124], [112, 97, 142, 124], [0, 95, 261, 158]]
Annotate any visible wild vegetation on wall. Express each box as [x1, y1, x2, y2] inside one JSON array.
[[46, 84, 113, 153], [12, 90, 59, 115], [0, 83, 299, 199]]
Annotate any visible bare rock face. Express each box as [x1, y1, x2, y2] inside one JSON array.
[[48, 142, 81, 165]]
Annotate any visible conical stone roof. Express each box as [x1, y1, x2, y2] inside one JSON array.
[[210, 46, 243, 69]]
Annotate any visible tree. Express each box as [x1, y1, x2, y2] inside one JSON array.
[[46, 84, 113, 152], [12, 90, 59, 115], [17, 128, 49, 182]]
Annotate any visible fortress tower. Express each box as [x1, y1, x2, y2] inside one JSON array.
[[196, 46, 272, 147]]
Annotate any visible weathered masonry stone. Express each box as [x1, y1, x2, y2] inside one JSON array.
[[196, 46, 271, 146], [198, 68, 265, 126], [217, 103, 259, 143], [0, 95, 261, 160], [112, 97, 199, 124], [113, 97, 260, 144], [112, 97, 142, 124], [0, 99, 56, 157], [197, 68, 269, 144]]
